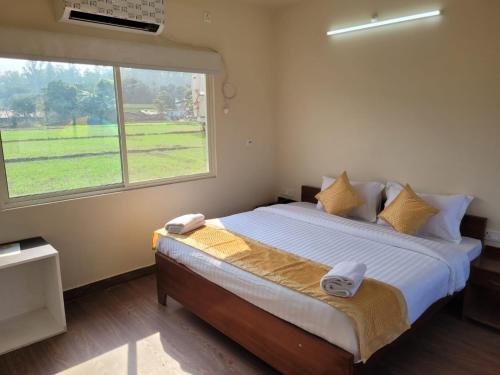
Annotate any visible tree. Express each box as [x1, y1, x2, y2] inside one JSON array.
[[8, 95, 37, 127], [44, 63, 57, 86], [154, 88, 175, 114], [174, 85, 186, 101], [10, 95, 36, 125], [0, 71, 30, 106], [43, 80, 78, 125], [22, 61, 44, 92], [121, 77, 154, 104], [184, 88, 194, 119], [79, 79, 116, 124]]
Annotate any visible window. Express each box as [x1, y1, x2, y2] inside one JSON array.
[[120, 68, 209, 183], [0, 57, 213, 206]]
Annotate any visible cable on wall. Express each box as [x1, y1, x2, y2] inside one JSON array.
[[158, 33, 237, 116], [220, 55, 237, 115]]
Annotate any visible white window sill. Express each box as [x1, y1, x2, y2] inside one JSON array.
[[1, 172, 216, 211]]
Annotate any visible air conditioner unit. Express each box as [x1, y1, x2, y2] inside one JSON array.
[[56, 0, 165, 35]]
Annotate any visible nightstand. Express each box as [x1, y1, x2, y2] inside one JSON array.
[[256, 196, 296, 208], [463, 246, 500, 329]]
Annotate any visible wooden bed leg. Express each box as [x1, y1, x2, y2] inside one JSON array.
[[155, 252, 168, 306], [157, 290, 167, 305], [157, 284, 168, 306], [156, 270, 167, 305]]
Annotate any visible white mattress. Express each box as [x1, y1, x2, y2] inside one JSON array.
[[156, 202, 481, 362]]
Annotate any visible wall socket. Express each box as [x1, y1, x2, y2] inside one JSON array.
[[203, 11, 212, 24], [280, 187, 296, 198], [485, 230, 500, 245]]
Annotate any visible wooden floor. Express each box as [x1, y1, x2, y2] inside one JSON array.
[[0, 274, 499, 375]]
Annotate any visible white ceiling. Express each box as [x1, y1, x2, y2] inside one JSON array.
[[239, 0, 300, 7]]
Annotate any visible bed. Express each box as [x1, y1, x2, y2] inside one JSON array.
[[155, 185, 487, 375]]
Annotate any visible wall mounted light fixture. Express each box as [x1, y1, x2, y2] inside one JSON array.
[[327, 10, 441, 36]]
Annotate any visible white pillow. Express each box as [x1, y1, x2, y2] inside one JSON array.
[[317, 176, 384, 222], [378, 182, 474, 243]]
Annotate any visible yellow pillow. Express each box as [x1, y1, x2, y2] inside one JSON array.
[[315, 171, 364, 216], [378, 184, 439, 235]]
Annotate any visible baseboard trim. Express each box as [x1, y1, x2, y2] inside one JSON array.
[[64, 264, 156, 302], [485, 240, 500, 248]]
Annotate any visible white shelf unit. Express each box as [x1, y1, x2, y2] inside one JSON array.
[[0, 239, 66, 355]]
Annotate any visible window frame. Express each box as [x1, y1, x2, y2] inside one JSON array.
[[0, 59, 216, 211]]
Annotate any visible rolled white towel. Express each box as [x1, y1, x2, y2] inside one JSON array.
[[165, 213, 205, 234], [320, 261, 367, 298]]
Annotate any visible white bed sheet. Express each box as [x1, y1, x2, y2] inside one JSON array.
[[297, 202, 482, 262], [156, 202, 481, 362]]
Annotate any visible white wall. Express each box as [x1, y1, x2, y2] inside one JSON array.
[[2, 0, 500, 290], [273, 0, 500, 229], [0, 0, 276, 290]]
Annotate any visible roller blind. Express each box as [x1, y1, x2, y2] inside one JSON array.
[[0, 26, 223, 74]]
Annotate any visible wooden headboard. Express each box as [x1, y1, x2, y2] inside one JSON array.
[[301, 185, 488, 242]]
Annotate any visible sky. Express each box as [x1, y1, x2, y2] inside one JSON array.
[[0, 58, 27, 73], [0, 57, 103, 74]]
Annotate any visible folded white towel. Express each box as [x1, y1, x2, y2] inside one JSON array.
[[320, 261, 367, 298], [165, 214, 205, 234]]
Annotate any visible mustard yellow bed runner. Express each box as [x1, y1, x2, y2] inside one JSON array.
[[153, 225, 410, 362]]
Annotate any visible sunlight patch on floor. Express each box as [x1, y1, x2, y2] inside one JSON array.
[[56, 333, 185, 375]]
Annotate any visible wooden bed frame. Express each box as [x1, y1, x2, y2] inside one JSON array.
[[156, 186, 487, 375]]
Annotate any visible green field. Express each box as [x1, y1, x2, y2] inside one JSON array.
[[1, 122, 204, 141], [1, 122, 208, 197], [123, 103, 156, 112]]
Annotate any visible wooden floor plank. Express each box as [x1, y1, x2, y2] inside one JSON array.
[[0, 274, 499, 374]]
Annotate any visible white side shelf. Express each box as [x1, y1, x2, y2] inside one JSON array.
[[0, 239, 66, 355], [0, 308, 64, 354], [0, 244, 57, 270]]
